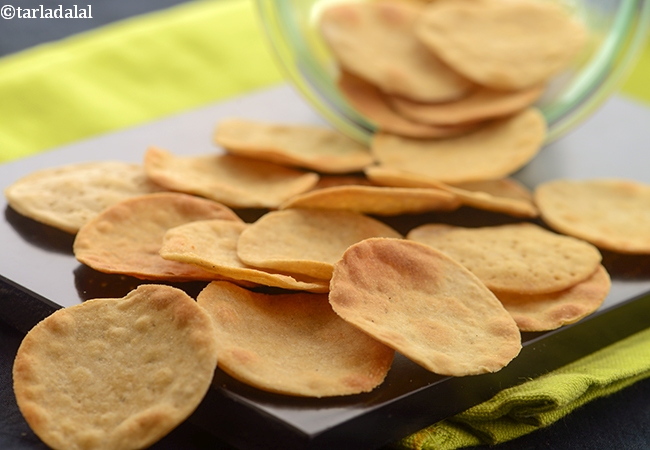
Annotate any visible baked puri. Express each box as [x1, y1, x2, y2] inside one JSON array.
[[430, 182, 538, 218], [495, 265, 610, 332], [197, 281, 394, 397], [73, 192, 242, 281], [318, 0, 472, 103], [442, 179, 539, 218], [337, 71, 479, 139], [160, 220, 329, 293], [407, 223, 602, 295], [365, 167, 538, 218], [279, 184, 460, 216], [370, 108, 546, 184], [4, 161, 164, 234], [13, 285, 218, 450], [453, 179, 534, 203], [213, 119, 374, 174], [386, 83, 545, 126], [312, 174, 375, 190], [329, 238, 521, 376], [534, 178, 650, 254], [143, 147, 318, 209], [416, 0, 587, 90], [236, 208, 402, 280]]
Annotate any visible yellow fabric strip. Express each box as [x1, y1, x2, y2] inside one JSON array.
[[0, 0, 283, 163], [621, 36, 650, 104]]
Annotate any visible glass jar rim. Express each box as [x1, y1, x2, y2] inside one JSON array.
[[257, 0, 650, 145]]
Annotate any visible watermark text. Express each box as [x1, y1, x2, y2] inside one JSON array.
[[1, 5, 92, 19]]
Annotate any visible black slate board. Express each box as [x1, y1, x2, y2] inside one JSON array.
[[2, 85, 650, 450]]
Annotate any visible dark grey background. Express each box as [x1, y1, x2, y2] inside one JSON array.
[[1, 1, 650, 449], [0, 0, 193, 56]]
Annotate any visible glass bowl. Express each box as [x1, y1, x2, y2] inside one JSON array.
[[256, 0, 650, 145]]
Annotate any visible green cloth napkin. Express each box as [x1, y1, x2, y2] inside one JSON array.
[[396, 326, 650, 450], [1, 1, 650, 449]]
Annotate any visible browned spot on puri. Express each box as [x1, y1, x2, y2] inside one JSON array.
[[42, 313, 74, 335], [230, 348, 257, 365]]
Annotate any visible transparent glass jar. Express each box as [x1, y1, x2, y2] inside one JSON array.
[[256, 0, 650, 145]]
